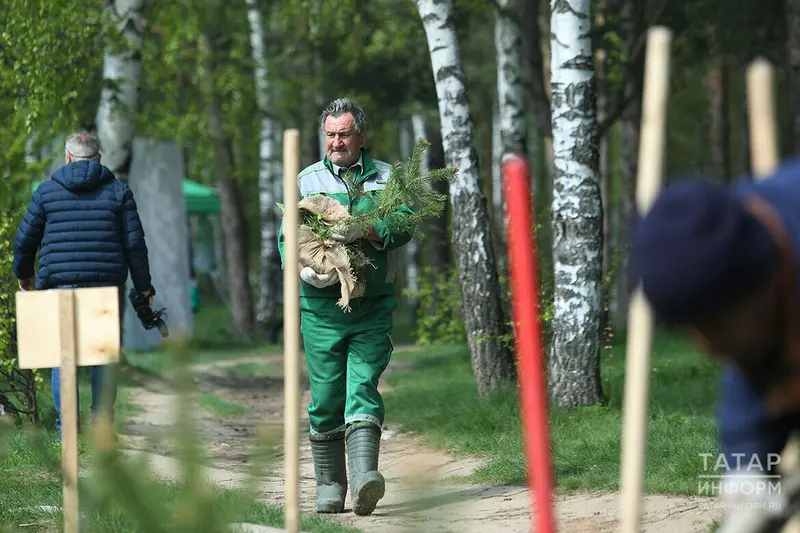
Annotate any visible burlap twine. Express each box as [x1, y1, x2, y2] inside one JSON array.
[[297, 195, 366, 312]]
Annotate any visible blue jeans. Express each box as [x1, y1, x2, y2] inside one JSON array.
[[49, 283, 124, 435], [51, 365, 118, 434]]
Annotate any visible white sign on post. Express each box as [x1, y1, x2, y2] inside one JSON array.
[[15, 286, 121, 533]]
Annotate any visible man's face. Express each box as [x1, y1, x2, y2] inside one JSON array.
[[324, 113, 365, 167]]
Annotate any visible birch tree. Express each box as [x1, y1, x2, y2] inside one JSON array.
[[406, 112, 429, 316], [416, 0, 515, 396], [495, 0, 527, 158], [95, 0, 145, 181], [548, 0, 604, 407], [245, 0, 281, 330], [493, 0, 526, 269]]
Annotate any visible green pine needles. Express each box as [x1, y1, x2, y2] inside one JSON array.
[[364, 138, 457, 242], [283, 138, 457, 279]]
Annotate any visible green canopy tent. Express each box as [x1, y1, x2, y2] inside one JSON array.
[[182, 179, 221, 214]]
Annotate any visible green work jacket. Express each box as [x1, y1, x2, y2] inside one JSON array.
[[277, 149, 413, 299]]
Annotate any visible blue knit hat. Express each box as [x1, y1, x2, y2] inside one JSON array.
[[628, 178, 781, 325]]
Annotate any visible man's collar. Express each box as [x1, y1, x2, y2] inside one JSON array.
[[330, 151, 364, 177]]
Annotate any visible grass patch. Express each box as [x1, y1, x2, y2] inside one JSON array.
[[0, 362, 358, 532], [383, 331, 721, 495], [195, 394, 249, 417], [0, 428, 360, 533]]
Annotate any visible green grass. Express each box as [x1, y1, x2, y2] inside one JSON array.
[[0, 355, 358, 533], [0, 426, 360, 532], [195, 394, 249, 417], [382, 331, 722, 495]]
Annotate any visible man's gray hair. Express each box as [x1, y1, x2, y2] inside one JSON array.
[[65, 132, 101, 162], [319, 97, 367, 134]]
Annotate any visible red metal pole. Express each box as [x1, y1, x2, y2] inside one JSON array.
[[502, 154, 555, 533]]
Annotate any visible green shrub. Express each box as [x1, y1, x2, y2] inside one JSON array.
[[0, 206, 41, 424]]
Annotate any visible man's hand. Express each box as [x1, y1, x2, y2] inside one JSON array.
[[18, 277, 34, 291], [142, 288, 154, 306], [300, 267, 338, 289], [330, 221, 367, 244]]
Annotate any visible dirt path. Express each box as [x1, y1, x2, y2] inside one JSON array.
[[118, 353, 722, 533]]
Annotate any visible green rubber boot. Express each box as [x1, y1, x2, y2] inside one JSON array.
[[346, 422, 386, 516], [309, 432, 348, 513]]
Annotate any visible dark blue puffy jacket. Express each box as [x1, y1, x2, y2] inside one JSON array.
[[12, 160, 152, 292], [715, 159, 800, 474]]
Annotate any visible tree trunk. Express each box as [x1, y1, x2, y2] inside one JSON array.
[[521, 0, 553, 169], [788, 0, 800, 153], [425, 127, 451, 276], [611, 0, 643, 331], [595, 6, 613, 341], [199, 32, 256, 343], [496, 0, 527, 157], [494, 0, 526, 278], [417, 0, 515, 396], [708, 64, 732, 180], [245, 0, 281, 330], [548, 0, 604, 407], [95, 0, 144, 182], [491, 103, 504, 237], [406, 113, 428, 320]]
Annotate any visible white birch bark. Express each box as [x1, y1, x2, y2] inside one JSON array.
[[416, 0, 515, 396], [245, 0, 281, 328], [95, 0, 144, 181], [495, 0, 526, 156], [548, 0, 604, 407], [406, 113, 428, 306]]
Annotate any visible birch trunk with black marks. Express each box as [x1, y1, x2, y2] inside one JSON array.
[[496, 0, 527, 159], [417, 0, 515, 396], [494, 0, 526, 278], [95, 0, 144, 182], [199, 30, 256, 343], [548, 0, 604, 407], [246, 0, 281, 330]]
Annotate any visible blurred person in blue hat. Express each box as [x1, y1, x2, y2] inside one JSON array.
[[629, 159, 800, 511]]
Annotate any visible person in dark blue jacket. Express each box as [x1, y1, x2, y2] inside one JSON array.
[[13, 131, 154, 435], [629, 160, 800, 509]]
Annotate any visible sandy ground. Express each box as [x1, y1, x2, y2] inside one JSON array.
[[117, 351, 722, 533]]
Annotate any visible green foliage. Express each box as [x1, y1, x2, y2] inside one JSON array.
[[0, 204, 40, 423], [368, 139, 457, 242], [0, 0, 106, 135], [383, 334, 721, 493], [405, 266, 466, 346]]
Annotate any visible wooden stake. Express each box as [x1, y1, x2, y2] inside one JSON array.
[[747, 59, 779, 179], [15, 286, 120, 533], [283, 129, 301, 533], [619, 26, 672, 533], [59, 290, 79, 533], [746, 57, 800, 533]]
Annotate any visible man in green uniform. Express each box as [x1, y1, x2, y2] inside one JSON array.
[[277, 97, 413, 516]]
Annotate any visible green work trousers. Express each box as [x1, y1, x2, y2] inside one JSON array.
[[300, 294, 396, 436]]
